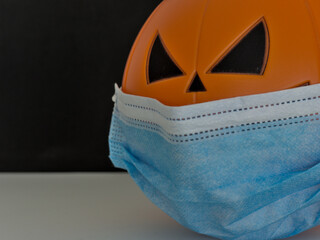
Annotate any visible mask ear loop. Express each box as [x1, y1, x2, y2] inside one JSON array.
[[112, 83, 121, 103]]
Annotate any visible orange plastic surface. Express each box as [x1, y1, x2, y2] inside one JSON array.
[[122, 0, 320, 106]]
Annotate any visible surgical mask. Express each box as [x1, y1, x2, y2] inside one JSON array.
[[108, 83, 320, 240]]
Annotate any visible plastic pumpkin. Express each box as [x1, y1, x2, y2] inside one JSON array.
[[109, 1, 320, 238], [122, 0, 320, 106]]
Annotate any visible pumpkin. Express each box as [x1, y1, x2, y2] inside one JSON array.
[[122, 0, 320, 106]]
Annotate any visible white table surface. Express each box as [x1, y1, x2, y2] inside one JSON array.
[[0, 173, 318, 240]]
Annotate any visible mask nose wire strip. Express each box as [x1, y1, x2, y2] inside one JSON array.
[[114, 84, 320, 138]]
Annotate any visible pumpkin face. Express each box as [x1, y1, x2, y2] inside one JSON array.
[[122, 0, 320, 106]]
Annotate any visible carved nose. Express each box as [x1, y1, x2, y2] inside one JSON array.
[[187, 72, 207, 92]]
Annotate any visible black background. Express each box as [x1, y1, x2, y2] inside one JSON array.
[[0, 0, 162, 171]]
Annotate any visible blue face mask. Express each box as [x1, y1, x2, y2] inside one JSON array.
[[108, 83, 320, 240]]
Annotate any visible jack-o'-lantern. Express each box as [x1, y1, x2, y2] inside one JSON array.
[[122, 0, 320, 106], [109, 1, 320, 238]]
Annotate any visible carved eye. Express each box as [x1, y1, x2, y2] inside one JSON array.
[[147, 33, 184, 84], [209, 18, 269, 75]]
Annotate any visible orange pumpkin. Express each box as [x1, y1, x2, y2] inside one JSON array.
[[122, 0, 320, 106]]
